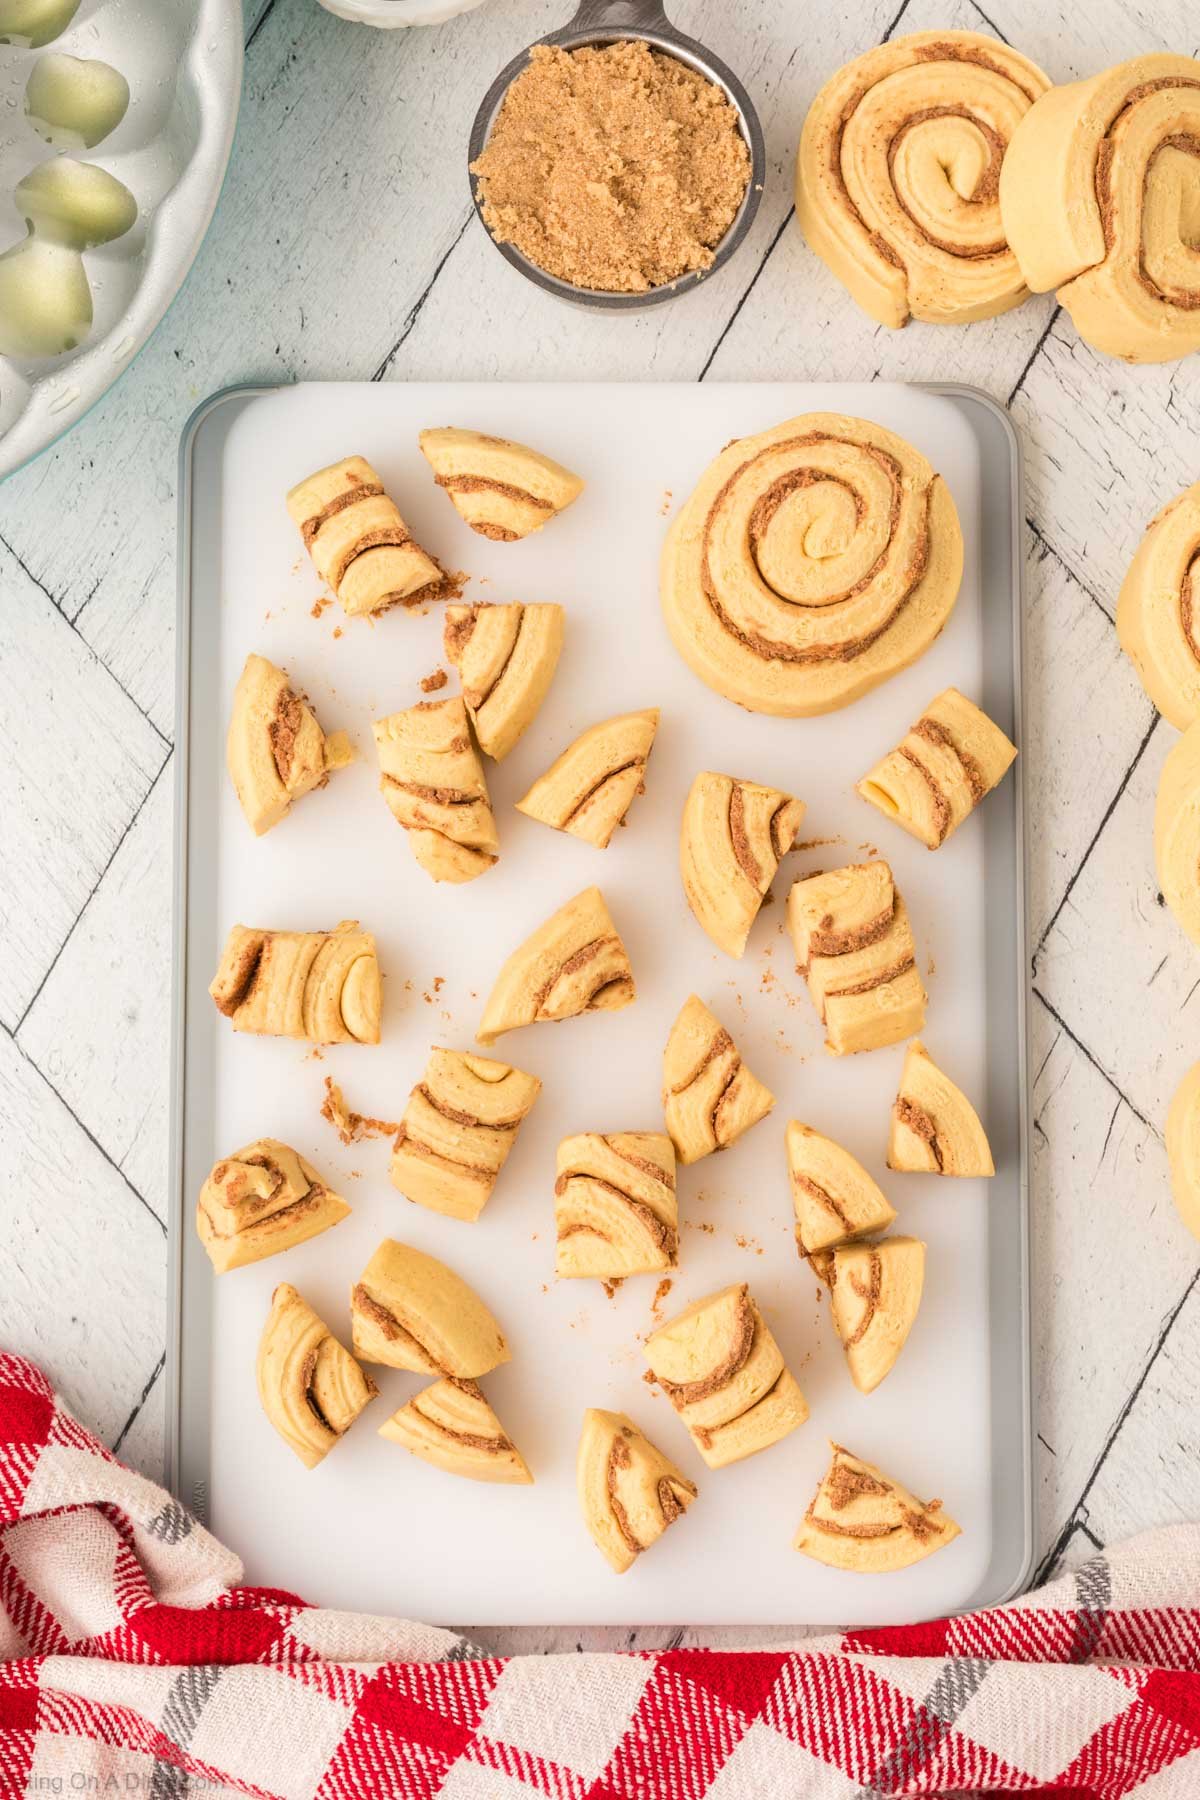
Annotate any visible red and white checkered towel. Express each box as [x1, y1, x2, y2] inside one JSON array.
[[1, 1353, 1198, 1798]]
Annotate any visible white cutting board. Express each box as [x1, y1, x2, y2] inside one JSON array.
[[190, 380, 1017, 1627]]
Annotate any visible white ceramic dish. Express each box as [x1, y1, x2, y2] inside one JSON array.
[[316, 0, 491, 27]]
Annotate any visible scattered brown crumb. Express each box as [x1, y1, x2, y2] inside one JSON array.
[[650, 1278, 673, 1323], [796, 836, 842, 853], [332, 626, 343, 640], [420, 668, 448, 693], [761, 890, 775, 908], [642, 1369, 657, 1386], [602, 1278, 625, 1300], [927, 955, 937, 978], [859, 842, 878, 858], [659, 489, 673, 516], [311, 596, 332, 620], [320, 1076, 401, 1146], [304, 1047, 325, 1062]]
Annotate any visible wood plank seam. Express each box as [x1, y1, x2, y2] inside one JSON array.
[[372, 213, 475, 383], [111, 1349, 165, 1458], [1026, 515, 1113, 625], [1031, 988, 1158, 1137], [1005, 304, 1062, 407]]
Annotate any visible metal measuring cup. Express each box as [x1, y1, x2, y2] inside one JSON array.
[[467, 0, 765, 310]]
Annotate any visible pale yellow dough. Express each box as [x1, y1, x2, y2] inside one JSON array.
[[821, 1235, 925, 1395], [351, 1239, 510, 1376], [374, 695, 498, 883], [390, 1048, 541, 1222], [419, 427, 584, 541], [788, 861, 926, 1055], [794, 1443, 960, 1572], [786, 1122, 896, 1258], [226, 653, 352, 837], [1117, 482, 1200, 728], [197, 1139, 350, 1273], [857, 687, 1017, 849], [681, 771, 805, 958], [662, 994, 774, 1164], [286, 454, 460, 617], [1000, 55, 1200, 363], [477, 885, 635, 1045], [380, 1377, 532, 1484], [1155, 717, 1200, 949], [257, 1283, 377, 1469], [445, 601, 564, 760], [1166, 1062, 1200, 1241], [644, 1283, 809, 1470], [661, 413, 963, 717], [554, 1131, 677, 1280], [517, 709, 659, 848], [209, 920, 381, 1045], [888, 1039, 994, 1176], [796, 31, 1050, 329], [577, 1409, 697, 1574]]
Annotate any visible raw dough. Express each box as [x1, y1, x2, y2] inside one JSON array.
[[786, 1121, 896, 1258], [517, 709, 659, 848], [794, 1443, 960, 1571], [256, 1282, 376, 1469], [680, 771, 805, 957], [374, 695, 498, 883], [577, 1408, 696, 1573], [209, 920, 380, 1045], [662, 993, 774, 1164], [351, 1239, 510, 1376], [477, 885, 635, 1044], [887, 1038, 995, 1176], [379, 1377, 532, 1484], [1117, 481, 1200, 728], [286, 454, 460, 617], [857, 687, 1017, 849], [227, 652, 352, 837], [197, 1139, 350, 1273], [788, 861, 926, 1055], [419, 427, 583, 540], [554, 1131, 678, 1280], [444, 601, 564, 760], [390, 1048, 541, 1223]]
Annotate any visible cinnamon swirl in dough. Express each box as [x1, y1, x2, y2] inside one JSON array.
[[257, 1283, 377, 1469], [380, 1378, 532, 1484], [390, 1048, 541, 1222], [227, 653, 352, 837], [662, 414, 963, 717], [662, 994, 774, 1164], [1000, 55, 1200, 363], [787, 1122, 896, 1258], [517, 709, 659, 848], [821, 1235, 925, 1394], [374, 696, 498, 883], [888, 1039, 994, 1176], [577, 1410, 697, 1574], [681, 771, 805, 957], [794, 1443, 960, 1572], [1117, 482, 1200, 728], [857, 688, 1017, 849], [1155, 718, 1200, 948], [444, 601, 564, 760], [419, 428, 583, 541], [644, 1283, 808, 1469], [554, 1131, 677, 1280], [788, 861, 926, 1055], [796, 32, 1050, 329], [209, 921, 380, 1044], [477, 886, 635, 1044], [286, 454, 461, 617], [351, 1239, 509, 1377], [197, 1140, 350, 1273], [1167, 1061, 1200, 1241]]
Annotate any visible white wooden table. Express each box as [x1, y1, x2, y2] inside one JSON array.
[[2, 0, 1198, 1654]]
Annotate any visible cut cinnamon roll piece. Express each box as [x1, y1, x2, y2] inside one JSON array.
[[788, 861, 926, 1056], [373, 695, 498, 884], [257, 1283, 377, 1469], [1118, 482, 1200, 729], [577, 1409, 697, 1574], [681, 771, 805, 958], [286, 454, 461, 618], [351, 1239, 510, 1377], [419, 427, 583, 541], [390, 1047, 541, 1222], [516, 709, 659, 849], [477, 885, 635, 1045], [857, 688, 1017, 850], [820, 1235, 925, 1394], [786, 1122, 896, 1259], [379, 1377, 532, 1484], [197, 1139, 350, 1273], [888, 1040, 994, 1176], [795, 1444, 960, 1572], [209, 920, 381, 1045], [1167, 1061, 1200, 1242], [444, 601, 564, 761], [644, 1283, 808, 1470], [662, 994, 774, 1165], [554, 1131, 678, 1280], [226, 653, 352, 838], [1156, 718, 1200, 949], [662, 414, 963, 718]]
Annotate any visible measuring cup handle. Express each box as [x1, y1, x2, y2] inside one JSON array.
[[564, 0, 673, 32]]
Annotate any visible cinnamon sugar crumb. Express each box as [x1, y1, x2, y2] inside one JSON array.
[[420, 668, 448, 693], [659, 489, 673, 516], [311, 597, 332, 620], [320, 1076, 401, 1146], [650, 1278, 673, 1322]]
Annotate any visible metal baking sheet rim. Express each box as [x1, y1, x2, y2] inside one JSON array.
[[167, 379, 1035, 1626]]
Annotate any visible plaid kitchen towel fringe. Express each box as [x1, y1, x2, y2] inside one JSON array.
[[1, 1354, 1199, 1799]]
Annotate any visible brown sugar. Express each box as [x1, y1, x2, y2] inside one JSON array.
[[470, 41, 751, 294]]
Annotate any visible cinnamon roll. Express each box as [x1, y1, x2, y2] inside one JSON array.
[[419, 427, 584, 541], [444, 601, 564, 760], [257, 1283, 377, 1469], [788, 861, 926, 1055], [680, 771, 805, 958], [197, 1139, 350, 1273], [662, 994, 774, 1165], [577, 1409, 697, 1574], [226, 653, 352, 837], [1117, 481, 1200, 728], [350, 1238, 510, 1377], [286, 454, 461, 617], [209, 920, 381, 1045], [1167, 1061, 1200, 1241], [857, 687, 1017, 849], [390, 1048, 541, 1222], [477, 885, 635, 1045], [794, 1443, 960, 1572], [373, 695, 498, 884], [516, 709, 659, 848], [1155, 718, 1200, 948], [379, 1377, 532, 1484], [554, 1131, 678, 1280], [888, 1039, 994, 1176], [786, 1121, 896, 1259], [819, 1235, 925, 1394]]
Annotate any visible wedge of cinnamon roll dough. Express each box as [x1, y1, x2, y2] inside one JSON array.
[[209, 921, 381, 1045], [516, 709, 659, 848], [197, 1139, 350, 1273], [444, 601, 564, 760], [820, 1235, 925, 1394], [257, 1283, 377, 1469], [1156, 718, 1200, 949], [351, 1239, 510, 1377], [390, 1048, 540, 1223], [1117, 482, 1200, 728], [681, 771, 805, 958], [794, 1443, 960, 1571], [577, 1409, 697, 1574], [379, 1377, 532, 1484], [1167, 1061, 1200, 1241], [786, 1122, 896, 1259], [662, 994, 774, 1165], [286, 454, 461, 618], [888, 1039, 994, 1176], [662, 414, 963, 717], [478, 885, 635, 1045], [857, 688, 1017, 850], [554, 1131, 677, 1280], [227, 653, 352, 837], [644, 1283, 808, 1470], [419, 427, 583, 541], [796, 32, 1050, 330], [788, 861, 926, 1056], [374, 695, 498, 883]]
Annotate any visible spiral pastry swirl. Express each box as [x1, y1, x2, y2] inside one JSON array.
[[662, 412, 963, 718], [1117, 481, 1200, 728], [796, 31, 1050, 329], [1001, 54, 1200, 363]]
